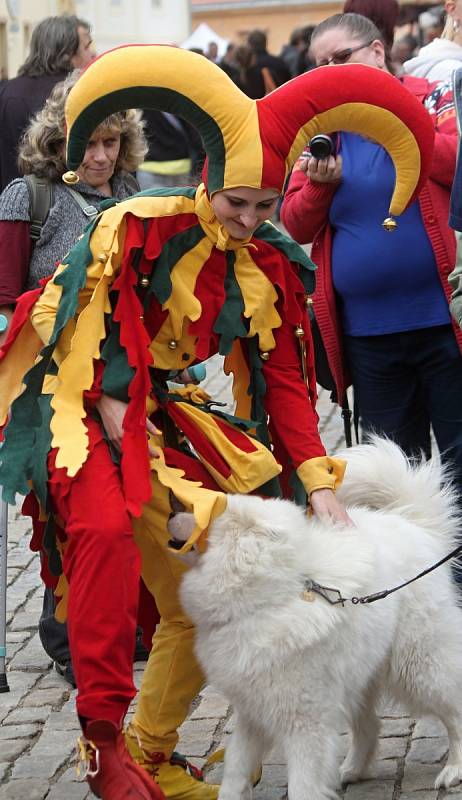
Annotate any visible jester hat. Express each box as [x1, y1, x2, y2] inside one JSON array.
[[64, 44, 434, 220]]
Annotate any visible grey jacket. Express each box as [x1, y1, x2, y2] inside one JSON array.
[[0, 173, 135, 289]]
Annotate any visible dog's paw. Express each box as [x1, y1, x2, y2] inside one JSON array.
[[339, 763, 367, 786], [435, 763, 462, 789]]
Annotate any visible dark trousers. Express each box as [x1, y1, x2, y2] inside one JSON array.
[[39, 586, 71, 664], [345, 323, 462, 488], [344, 325, 462, 583]]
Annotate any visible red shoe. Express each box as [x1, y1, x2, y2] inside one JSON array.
[[78, 720, 165, 799]]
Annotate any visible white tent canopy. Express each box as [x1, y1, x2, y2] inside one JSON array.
[[181, 22, 229, 59]]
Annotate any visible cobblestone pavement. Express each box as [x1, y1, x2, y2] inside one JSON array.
[[1, 388, 461, 799]]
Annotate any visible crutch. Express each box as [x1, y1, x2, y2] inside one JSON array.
[[0, 498, 9, 692]]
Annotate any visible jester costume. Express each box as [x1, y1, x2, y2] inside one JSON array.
[[0, 46, 434, 800]]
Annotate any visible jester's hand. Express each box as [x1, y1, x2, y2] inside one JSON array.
[[310, 487, 353, 526], [96, 394, 160, 457]]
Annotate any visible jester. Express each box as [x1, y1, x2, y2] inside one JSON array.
[[0, 45, 434, 800]]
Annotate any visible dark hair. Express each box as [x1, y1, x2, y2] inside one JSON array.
[[18, 15, 90, 78], [311, 12, 395, 73], [289, 27, 304, 47], [248, 29, 267, 53], [343, 0, 399, 49], [234, 45, 255, 86]]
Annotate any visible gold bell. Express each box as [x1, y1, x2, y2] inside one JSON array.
[[260, 351, 270, 361], [168, 340, 178, 350], [97, 253, 108, 264], [382, 216, 397, 232], [295, 326, 305, 338], [305, 295, 313, 306], [62, 171, 80, 185], [140, 275, 150, 287], [302, 590, 315, 602]]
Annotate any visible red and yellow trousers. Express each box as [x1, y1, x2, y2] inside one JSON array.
[[47, 415, 219, 754]]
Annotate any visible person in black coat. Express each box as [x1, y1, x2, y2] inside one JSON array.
[[247, 28, 291, 97], [137, 108, 205, 189], [0, 15, 95, 191]]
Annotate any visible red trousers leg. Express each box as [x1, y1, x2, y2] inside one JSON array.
[[48, 417, 140, 725]]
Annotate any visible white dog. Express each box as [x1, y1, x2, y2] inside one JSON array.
[[171, 438, 462, 800]]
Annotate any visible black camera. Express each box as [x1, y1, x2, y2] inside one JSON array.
[[307, 134, 334, 160]]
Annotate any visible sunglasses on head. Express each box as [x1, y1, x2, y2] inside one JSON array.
[[319, 39, 375, 66]]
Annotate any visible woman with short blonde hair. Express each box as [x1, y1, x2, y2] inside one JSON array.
[[18, 72, 147, 180]]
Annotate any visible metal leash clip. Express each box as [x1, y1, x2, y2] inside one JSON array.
[[303, 579, 347, 607]]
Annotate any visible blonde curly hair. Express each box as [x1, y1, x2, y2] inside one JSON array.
[[18, 71, 148, 181]]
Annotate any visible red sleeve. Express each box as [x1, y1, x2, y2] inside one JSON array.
[[280, 165, 338, 244], [425, 80, 457, 188], [83, 359, 105, 408], [262, 317, 326, 468], [0, 221, 31, 305]]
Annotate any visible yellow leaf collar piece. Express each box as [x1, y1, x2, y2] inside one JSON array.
[[195, 184, 257, 252]]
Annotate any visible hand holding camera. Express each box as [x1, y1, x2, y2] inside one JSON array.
[[299, 134, 342, 184]]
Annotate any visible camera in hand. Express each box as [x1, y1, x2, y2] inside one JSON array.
[[307, 134, 334, 160]]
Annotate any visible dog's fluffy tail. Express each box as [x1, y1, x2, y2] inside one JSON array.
[[336, 436, 460, 540]]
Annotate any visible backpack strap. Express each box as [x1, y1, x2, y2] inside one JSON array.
[[24, 174, 54, 241], [24, 173, 138, 245], [65, 186, 99, 220]]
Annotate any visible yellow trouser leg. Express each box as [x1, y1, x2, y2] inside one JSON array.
[[131, 477, 205, 758]]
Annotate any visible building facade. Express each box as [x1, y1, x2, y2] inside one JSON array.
[[0, 0, 190, 78], [74, 0, 190, 56], [0, 0, 73, 78]]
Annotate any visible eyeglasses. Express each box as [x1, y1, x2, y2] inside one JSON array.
[[319, 39, 375, 66]]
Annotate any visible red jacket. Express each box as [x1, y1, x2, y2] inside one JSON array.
[[281, 75, 462, 404]]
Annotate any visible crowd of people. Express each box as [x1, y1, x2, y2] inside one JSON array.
[[1, 2, 462, 800]]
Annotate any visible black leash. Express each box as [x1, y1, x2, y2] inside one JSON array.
[[305, 542, 462, 607]]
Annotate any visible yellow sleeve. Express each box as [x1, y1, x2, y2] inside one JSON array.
[[296, 455, 346, 497]]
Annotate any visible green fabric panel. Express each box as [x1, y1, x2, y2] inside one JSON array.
[[98, 187, 196, 214], [255, 222, 316, 294], [52, 221, 97, 338], [0, 343, 56, 503], [134, 186, 196, 200], [289, 469, 308, 508], [101, 319, 135, 403], [214, 252, 247, 356], [147, 223, 206, 306], [30, 396, 53, 510], [67, 87, 225, 192]]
